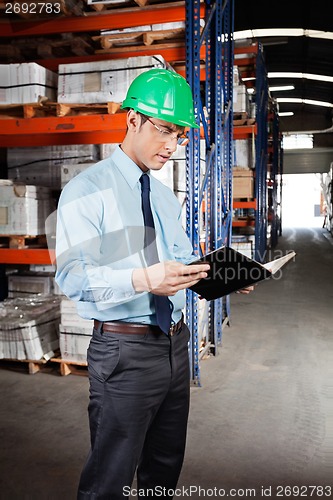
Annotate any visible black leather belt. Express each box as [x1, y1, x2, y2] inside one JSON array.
[[94, 316, 184, 337]]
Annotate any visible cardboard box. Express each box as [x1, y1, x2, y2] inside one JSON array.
[[233, 171, 254, 199], [58, 55, 166, 104]]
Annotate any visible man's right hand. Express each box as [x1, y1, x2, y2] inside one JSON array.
[[132, 261, 210, 296]]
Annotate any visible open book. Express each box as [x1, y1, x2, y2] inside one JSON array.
[[189, 246, 296, 300]]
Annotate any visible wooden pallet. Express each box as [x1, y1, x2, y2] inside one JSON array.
[[233, 112, 256, 126], [90, 0, 150, 12], [0, 357, 50, 374], [94, 27, 185, 50], [233, 197, 255, 202], [56, 101, 122, 117], [0, 33, 94, 61], [51, 357, 88, 376], [0, 99, 123, 119], [1, 355, 88, 376], [0, 99, 57, 119], [0, 234, 47, 249]]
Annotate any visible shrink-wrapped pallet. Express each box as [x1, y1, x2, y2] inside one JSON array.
[[0, 62, 57, 105], [57, 55, 166, 104], [7, 144, 99, 190], [0, 295, 60, 361]]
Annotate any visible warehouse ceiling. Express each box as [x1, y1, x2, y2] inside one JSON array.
[[0, 0, 332, 150], [233, 0, 333, 148]]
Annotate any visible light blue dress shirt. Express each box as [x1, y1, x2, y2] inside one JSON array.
[[55, 146, 195, 324]]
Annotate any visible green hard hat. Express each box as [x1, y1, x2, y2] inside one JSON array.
[[121, 68, 199, 128]]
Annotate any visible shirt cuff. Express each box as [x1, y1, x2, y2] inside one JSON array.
[[86, 267, 136, 303]]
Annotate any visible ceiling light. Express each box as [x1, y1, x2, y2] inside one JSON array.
[[269, 85, 295, 92], [278, 112, 294, 117], [277, 98, 333, 108], [268, 72, 333, 83], [234, 28, 333, 42]]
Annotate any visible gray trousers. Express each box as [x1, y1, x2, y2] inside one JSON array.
[[77, 323, 191, 500]]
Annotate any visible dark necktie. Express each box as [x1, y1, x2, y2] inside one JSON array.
[[140, 173, 172, 334]]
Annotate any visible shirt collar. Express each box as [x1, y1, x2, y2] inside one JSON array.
[[111, 145, 148, 190]]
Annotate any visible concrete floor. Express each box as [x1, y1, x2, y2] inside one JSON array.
[[0, 227, 332, 499]]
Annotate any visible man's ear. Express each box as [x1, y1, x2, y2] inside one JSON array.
[[126, 109, 140, 131]]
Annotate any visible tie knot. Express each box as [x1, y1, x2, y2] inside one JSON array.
[[140, 173, 150, 192]]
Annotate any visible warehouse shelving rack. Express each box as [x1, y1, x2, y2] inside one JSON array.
[[185, 0, 234, 382], [0, 0, 234, 385], [232, 42, 281, 262]]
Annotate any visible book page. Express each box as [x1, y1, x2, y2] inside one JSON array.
[[262, 251, 296, 274]]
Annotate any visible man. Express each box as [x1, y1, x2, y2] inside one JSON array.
[[55, 68, 210, 499]]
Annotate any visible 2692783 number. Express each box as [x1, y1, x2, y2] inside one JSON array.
[[5, 2, 61, 14], [276, 485, 332, 496]]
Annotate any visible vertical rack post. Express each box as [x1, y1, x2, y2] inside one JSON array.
[[185, 0, 202, 384], [205, 0, 234, 352], [254, 43, 268, 262], [270, 103, 280, 248], [220, 0, 234, 326]]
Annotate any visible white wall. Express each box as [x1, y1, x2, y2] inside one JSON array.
[[282, 173, 325, 228]]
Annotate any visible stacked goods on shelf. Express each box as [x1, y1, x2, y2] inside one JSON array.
[[0, 62, 57, 105], [100, 143, 119, 160], [233, 169, 254, 199], [233, 84, 250, 115], [232, 135, 255, 200], [57, 55, 167, 104], [231, 235, 254, 259], [232, 64, 254, 120], [0, 181, 55, 236], [7, 272, 54, 298], [172, 140, 206, 231], [0, 295, 60, 361], [233, 139, 254, 170], [101, 144, 174, 191], [151, 160, 174, 191], [59, 298, 93, 363], [7, 144, 100, 190], [61, 163, 96, 189]]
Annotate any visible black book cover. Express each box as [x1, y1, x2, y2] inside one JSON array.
[[189, 246, 295, 300]]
